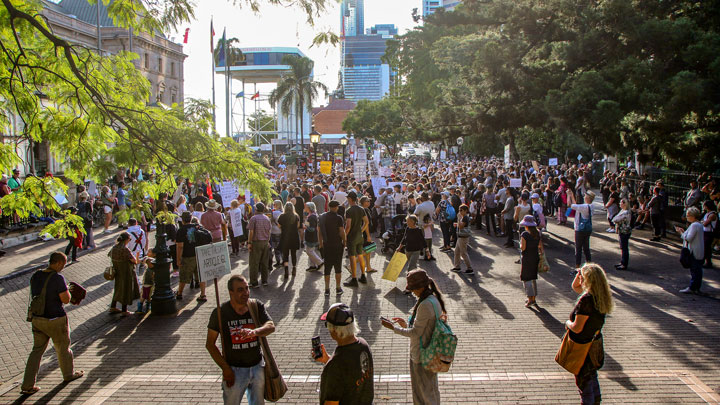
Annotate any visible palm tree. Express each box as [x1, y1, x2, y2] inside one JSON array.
[[213, 37, 244, 67], [269, 55, 328, 153]]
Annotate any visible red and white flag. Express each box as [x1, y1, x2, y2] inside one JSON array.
[[250, 92, 260, 100]]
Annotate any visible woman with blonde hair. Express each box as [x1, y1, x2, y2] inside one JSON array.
[[565, 263, 614, 405]]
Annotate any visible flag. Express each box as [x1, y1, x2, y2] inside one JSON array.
[[183, 28, 190, 44], [210, 18, 215, 54], [217, 28, 226, 67], [250, 92, 260, 100], [206, 179, 214, 200], [236, 91, 245, 98]]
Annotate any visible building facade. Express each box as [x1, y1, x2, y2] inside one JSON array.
[[340, 0, 365, 37], [422, 0, 462, 17], [340, 24, 396, 102]]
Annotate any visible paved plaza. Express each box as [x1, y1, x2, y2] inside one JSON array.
[[0, 202, 718, 404]]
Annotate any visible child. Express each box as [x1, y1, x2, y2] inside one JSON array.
[[137, 251, 155, 313], [422, 214, 436, 261], [65, 207, 83, 264]]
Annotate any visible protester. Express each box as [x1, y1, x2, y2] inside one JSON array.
[[76, 191, 95, 250], [360, 196, 378, 273], [519, 215, 542, 307], [451, 205, 474, 274], [381, 270, 445, 404], [565, 264, 614, 405], [501, 187, 516, 248], [570, 190, 595, 269], [278, 202, 301, 280], [64, 207, 82, 264], [319, 200, 346, 296], [269, 200, 283, 267], [676, 207, 705, 294], [9, 168, 22, 192], [20, 252, 84, 395], [398, 214, 426, 276], [611, 199, 633, 270], [126, 218, 147, 273], [483, 186, 498, 236], [100, 185, 114, 234], [108, 232, 141, 315], [201, 199, 227, 243], [248, 203, 272, 287], [176, 211, 207, 301], [700, 200, 717, 269], [436, 191, 453, 251], [344, 191, 369, 287], [314, 303, 374, 405], [304, 202, 324, 272], [206, 275, 275, 405]]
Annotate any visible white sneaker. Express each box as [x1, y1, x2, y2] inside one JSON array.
[[606, 228, 615, 233]]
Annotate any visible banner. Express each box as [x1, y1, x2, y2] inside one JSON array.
[[220, 181, 239, 208], [196, 242, 231, 282], [382, 251, 408, 282], [229, 208, 244, 238], [320, 161, 332, 175]]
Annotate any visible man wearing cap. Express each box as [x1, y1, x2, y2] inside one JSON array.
[[247, 203, 271, 287], [176, 211, 207, 301], [530, 193, 546, 230], [201, 199, 227, 243], [319, 200, 347, 295], [344, 192, 370, 287], [206, 275, 275, 405], [315, 303, 374, 405], [8, 168, 22, 193]]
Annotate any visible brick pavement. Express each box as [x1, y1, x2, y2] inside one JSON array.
[[0, 203, 718, 404]]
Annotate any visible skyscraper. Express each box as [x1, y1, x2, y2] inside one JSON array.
[[422, 0, 462, 17], [340, 0, 364, 37]]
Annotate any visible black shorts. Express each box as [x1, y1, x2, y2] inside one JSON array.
[[323, 247, 343, 276]]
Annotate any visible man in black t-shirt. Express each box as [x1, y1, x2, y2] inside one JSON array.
[[344, 192, 370, 288], [319, 201, 347, 296], [315, 303, 374, 405], [21, 252, 83, 395], [206, 275, 275, 405], [175, 211, 206, 301]]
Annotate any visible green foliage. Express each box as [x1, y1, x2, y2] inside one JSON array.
[[388, 0, 720, 170], [342, 98, 408, 157]]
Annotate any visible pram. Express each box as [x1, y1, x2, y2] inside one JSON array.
[[381, 214, 407, 254]]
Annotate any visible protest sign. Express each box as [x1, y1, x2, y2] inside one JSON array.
[[382, 251, 408, 282], [229, 208, 244, 238], [196, 242, 231, 283], [549, 158, 558, 166], [509, 178, 522, 188], [371, 177, 387, 198], [320, 161, 332, 175], [504, 145, 511, 166], [220, 181, 239, 208]]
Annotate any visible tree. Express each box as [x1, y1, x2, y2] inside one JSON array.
[[268, 55, 328, 153], [342, 98, 408, 157], [213, 37, 245, 67], [0, 0, 329, 238]]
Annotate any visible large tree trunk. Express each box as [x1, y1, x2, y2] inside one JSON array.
[[299, 93, 304, 153]]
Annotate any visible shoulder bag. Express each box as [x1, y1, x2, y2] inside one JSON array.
[[27, 271, 54, 322], [555, 330, 600, 375], [419, 297, 458, 373], [538, 250, 550, 273], [248, 299, 287, 402]]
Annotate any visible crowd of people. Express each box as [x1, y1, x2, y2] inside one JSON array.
[[14, 153, 718, 404]]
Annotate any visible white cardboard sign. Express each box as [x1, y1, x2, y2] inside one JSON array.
[[509, 178, 522, 188], [196, 242, 231, 282], [549, 158, 558, 166]]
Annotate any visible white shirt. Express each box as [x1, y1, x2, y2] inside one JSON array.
[[570, 203, 593, 231], [334, 191, 348, 206], [126, 225, 146, 256]]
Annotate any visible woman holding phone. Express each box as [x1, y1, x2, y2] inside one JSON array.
[[381, 270, 447, 404]]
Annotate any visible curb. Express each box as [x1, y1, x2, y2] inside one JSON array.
[[0, 238, 116, 283]]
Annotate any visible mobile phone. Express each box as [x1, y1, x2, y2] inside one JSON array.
[[311, 336, 322, 359], [379, 316, 392, 323]]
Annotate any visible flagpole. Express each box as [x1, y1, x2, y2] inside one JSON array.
[[224, 27, 230, 138], [211, 18, 216, 131]]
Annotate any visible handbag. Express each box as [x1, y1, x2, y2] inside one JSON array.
[[538, 251, 550, 273], [680, 246, 693, 269], [419, 297, 457, 373], [457, 226, 472, 238], [555, 330, 598, 375], [103, 265, 115, 281], [248, 299, 287, 402], [363, 241, 377, 253], [68, 281, 87, 305]]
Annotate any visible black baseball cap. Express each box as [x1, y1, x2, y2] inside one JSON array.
[[320, 303, 354, 326]]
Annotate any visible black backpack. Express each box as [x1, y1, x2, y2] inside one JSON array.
[[194, 225, 213, 246]]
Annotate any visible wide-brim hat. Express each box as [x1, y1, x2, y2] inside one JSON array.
[[205, 199, 220, 210], [519, 215, 537, 227], [406, 269, 431, 291], [585, 190, 596, 199]]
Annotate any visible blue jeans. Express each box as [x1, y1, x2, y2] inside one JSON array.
[[689, 257, 703, 292], [222, 362, 265, 405], [576, 371, 600, 405], [574, 231, 592, 267], [618, 233, 630, 267]]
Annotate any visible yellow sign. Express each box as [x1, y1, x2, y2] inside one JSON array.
[[320, 161, 332, 174], [382, 251, 408, 282]]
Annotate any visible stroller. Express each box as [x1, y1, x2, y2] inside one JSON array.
[[381, 214, 407, 254]]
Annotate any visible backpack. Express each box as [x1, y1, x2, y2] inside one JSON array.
[[553, 191, 563, 207], [27, 271, 54, 322], [419, 297, 457, 373], [529, 204, 543, 229], [193, 225, 213, 246], [445, 204, 457, 221], [577, 205, 593, 233]]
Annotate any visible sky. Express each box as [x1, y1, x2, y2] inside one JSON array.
[[168, 0, 421, 136]]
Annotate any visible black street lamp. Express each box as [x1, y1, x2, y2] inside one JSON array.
[[150, 221, 176, 315], [310, 127, 321, 174], [340, 136, 348, 171]]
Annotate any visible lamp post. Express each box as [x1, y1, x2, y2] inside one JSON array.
[[340, 136, 348, 171], [310, 127, 321, 174], [150, 220, 176, 315]]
